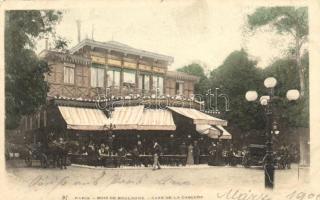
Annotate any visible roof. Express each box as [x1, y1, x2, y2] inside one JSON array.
[[70, 39, 174, 63], [166, 71, 200, 82], [39, 50, 91, 65]]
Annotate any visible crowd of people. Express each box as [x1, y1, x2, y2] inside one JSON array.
[[70, 139, 235, 168], [17, 133, 300, 170]]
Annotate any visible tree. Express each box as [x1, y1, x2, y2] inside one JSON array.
[[247, 7, 308, 98], [5, 10, 64, 129], [209, 50, 265, 143], [177, 63, 210, 95], [263, 52, 309, 128]]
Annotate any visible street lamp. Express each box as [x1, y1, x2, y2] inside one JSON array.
[[245, 77, 300, 189]]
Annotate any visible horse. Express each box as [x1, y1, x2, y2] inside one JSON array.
[[46, 140, 79, 169]]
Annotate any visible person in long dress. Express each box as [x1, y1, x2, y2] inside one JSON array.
[[186, 144, 194, 165]]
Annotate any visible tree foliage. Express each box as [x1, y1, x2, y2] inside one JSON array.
[[5, 10, 64, 129], [209, 50, 265, 131], [179, 49, 309, 144], [247, 7, 308, 97], [177, 63, 210, 95], [263, 52, 309, 128]]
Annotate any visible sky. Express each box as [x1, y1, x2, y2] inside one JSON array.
[[36, 0, 295, 73]]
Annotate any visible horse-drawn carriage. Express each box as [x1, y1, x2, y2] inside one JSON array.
[[242, 144, 291, 169], [7, 139, 76, 169], [242, 144, 266, 168]]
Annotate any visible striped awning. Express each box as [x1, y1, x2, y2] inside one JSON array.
[[138, 109, 176, 130], [109, 106, 144, 130], [196, 124, 221, 139], [216, 125, 232, 140], [168, 107, 227, 126], [108, 106, 176, 131], [58, 106, 110, 130]]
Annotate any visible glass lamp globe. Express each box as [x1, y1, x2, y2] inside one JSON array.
[[260, 98, 268, 106], [245, 91, 258, 102], [264, 77, 277, 88], [259, 95, 270, 103], [286, 89, 300, 101]]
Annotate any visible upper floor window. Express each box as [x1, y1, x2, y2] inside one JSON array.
[[153, 75, 164, 95], [91, 64, 105, 88], [123, 70, 136, 84], [138, 74, 150, 92], [176, 81, 184, 95], [63, 63, 75, 84], [107, 68, 121, 87]]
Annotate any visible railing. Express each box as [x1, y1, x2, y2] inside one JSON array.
[[69, 154, 210, 167]]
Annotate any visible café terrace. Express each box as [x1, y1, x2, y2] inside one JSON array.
[[19, 39, 232, 164]]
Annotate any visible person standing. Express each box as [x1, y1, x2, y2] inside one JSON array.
[[216, 141, 223, 166], [57, 137, 67, 169], [208, 142, 217, 166], [116, 146, 127, 168], [186, 143, 194, 165], [131, 146, 140, 166], [152, 141, 161, 170], [193, 141, 200, 165], [98, 144, 107, 167]]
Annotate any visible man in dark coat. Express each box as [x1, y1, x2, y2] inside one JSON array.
[[208, 142, 217, 166], [193, 141, 201, 165], [116, 146, 127, 168], [131, 146, 140, 166], [152, 141, 162, 170]]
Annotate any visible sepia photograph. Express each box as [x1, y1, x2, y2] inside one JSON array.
[[1, 0, 318, 199]]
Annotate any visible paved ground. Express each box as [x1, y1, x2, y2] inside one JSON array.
[[3, 161, 311, 200]]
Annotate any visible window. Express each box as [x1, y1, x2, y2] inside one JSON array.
[[138, 74, 150, 92], [76, 66, 88, 87], [153, 75, 164, 95], [64, 64, 75, 84], [123, 70, 136, 84], [107, 68, 121, 87], [91, 67, 105, 87], [176, 81, 184, 95]]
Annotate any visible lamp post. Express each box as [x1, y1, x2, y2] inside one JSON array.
[[104, 123, 116, 150], [245, 77, 300, 189]]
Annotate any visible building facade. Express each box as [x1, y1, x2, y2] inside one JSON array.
[[40, 39, 199, 99]]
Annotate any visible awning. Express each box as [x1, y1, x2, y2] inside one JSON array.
[[168, 107, 227, 126], [196, 124, 221, 139], [216, 125, 232, 140], [58, 106, 110, 130], [109, 106, 144, 130], [138, 109, 176, 130]]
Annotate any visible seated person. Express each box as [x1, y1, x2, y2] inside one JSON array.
[[104, 145, 112, 156], [80, 145, 88, 155], [116, 146, 127, 167]]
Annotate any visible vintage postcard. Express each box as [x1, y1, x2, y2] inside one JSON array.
[[1, 0, 320, 199]]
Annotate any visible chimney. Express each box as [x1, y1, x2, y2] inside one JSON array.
[[91, 24, 94, 40], [76, 20, 81, 43]]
